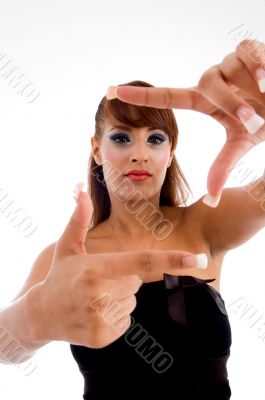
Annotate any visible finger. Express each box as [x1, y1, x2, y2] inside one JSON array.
[[205, 138, 254, 196], [90, 314, 132, 347], [112, 314, 132, 335], [103, 296, 137, 325], [89, 249, 208, 279], [88, 275, 142, 300], [55, 185, 94, 258], [107, 85, 195, 109], [108, 276, 143, 298], [219, 52, 265, 107], [236, 40, 265, 93], [198, 66, 265, 135]]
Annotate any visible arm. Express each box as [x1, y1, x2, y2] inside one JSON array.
[[0, 242, 56, 365], [0, 285, 49, 365], [200, 175, 265, 256]]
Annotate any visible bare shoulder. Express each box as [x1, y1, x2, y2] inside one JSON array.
[[85, 202, 216, 256], [183, 198, 228, 286], [84, 203, 227, 292], [184, 195, 229, 261]]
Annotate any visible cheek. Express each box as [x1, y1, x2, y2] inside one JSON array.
[[102, 146, 125, 164], [101, 143, 171, 173], [155, 151, 170, 170], [101, 146, 127, 183]]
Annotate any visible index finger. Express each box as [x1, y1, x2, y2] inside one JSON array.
[[106, 85, 195, 110], [89, 249, 208, 278]]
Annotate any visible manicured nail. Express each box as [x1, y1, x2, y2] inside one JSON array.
[[73, 182, 84, 203], [183, 253, 208, 269], [202, 191, 222, 208], [255, 68, 265, 93], [236, 106, 265, 134], [106, 86, 118, 100]]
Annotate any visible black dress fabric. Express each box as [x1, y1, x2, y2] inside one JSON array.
[[70, 274, 232, 399]]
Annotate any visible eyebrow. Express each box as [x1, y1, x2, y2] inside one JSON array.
[[109, 125, 166, 133]]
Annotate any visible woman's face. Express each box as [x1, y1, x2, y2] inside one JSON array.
[[91, 115, 174, 202]]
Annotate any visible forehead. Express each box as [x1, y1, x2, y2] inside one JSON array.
[[103, 114, 160, 133]]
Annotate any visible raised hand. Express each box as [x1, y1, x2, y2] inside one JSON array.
[[106, 40, 265, 207], [29, 187, 207, 349]]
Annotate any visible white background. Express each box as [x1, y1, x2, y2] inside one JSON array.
[[0, 0, 265, 399]]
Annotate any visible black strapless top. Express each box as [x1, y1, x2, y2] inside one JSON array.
[[70, 274, 232, 399]]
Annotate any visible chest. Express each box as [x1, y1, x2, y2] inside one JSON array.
[[85, 222, 224, 293]]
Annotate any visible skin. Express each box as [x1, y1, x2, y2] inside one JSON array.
[[26, 189, 201, 350], [89, 114, 221, 289], [85, 140, 265, 296], [13, 40, 265, 353], [91, 113, 175, 239], [107, 39, 265, 199], [88, 39, 265, 292]]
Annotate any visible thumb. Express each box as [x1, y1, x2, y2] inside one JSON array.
[[205, 138, 249, 197], [55, 183, 94, 258]]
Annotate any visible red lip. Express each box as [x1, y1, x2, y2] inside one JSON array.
[[125, 170, 152, 176]]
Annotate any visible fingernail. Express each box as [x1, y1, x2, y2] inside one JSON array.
[[73, 182, 84, 203], [255, 68, 265, 93], [183, 253, 208, 269], [195, 253, 208, 269], [202, 191, 222, 208], [236, 106, 265, 134], [106, 86, 118, 100]]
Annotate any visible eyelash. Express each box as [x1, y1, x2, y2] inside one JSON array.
[[110, 133, 167, 145]]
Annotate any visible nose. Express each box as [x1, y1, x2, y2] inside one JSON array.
[[131, 147, 149, 163], [132, 156, 148, 162]]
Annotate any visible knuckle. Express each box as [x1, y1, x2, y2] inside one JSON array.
[[167, 252, 181, 269], [220, 54, 241, 79], [144, 88, 150, 106], [132, 277, 142, 294], [87, 281, 104, 298], [86, 286, 113, 316], [163, 88, 173, 109], [113, 314, 131, 332], [129, 295, 137, 312], [67, 240, 85, 255], [236, 40, 265, 65], [198, 66, 220, 94], [136, 250, 152, 273], [123, 295, 137, 313], [122, 315, 132, 331], [88, 314, 130, 348], [83, 267, 100, 284], [88, 290, 113, 314], [104, 296, 136, 326], [236, 39, 254, 52], [197, 68, 213, 90], [221, 53, 236, 68]]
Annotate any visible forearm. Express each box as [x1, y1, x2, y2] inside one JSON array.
[[0, 283, 50, 365]]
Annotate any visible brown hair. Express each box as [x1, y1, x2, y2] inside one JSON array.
[[87, 80, 193, 228]]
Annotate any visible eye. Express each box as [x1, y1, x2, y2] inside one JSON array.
[[109, 132, 167, 145], [148, 134, 166, 145], [109, 134, 130, 144]]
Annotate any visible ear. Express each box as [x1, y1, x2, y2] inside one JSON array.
[[167, 151, 174, 168], [91, 136, 101, 165]]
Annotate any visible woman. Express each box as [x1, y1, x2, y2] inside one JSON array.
[[70, 39, 265, 399], [70, 79, 232, 399], [2, 39, 264, 399]]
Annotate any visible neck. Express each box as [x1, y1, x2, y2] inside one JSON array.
[[109, 196, 163, 240]]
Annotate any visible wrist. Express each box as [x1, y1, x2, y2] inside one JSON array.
[[24, 282, 51, 347]]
